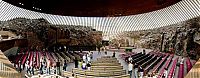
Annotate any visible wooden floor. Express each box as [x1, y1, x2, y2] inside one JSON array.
[[185, 58, 200, 78]]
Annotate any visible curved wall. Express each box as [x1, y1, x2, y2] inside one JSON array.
[[0, 0, 200, 39]]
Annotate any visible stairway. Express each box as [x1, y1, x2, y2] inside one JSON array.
[[0, 50, 21, 78]]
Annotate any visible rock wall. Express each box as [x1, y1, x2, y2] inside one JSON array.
[[0, 18, 102, 50], [111, 16, 200, 58]]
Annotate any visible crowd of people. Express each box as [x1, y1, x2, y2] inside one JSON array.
[[16, 54, 62, 75], [128, 56, 145, 78], [79, 51, 93, 70]]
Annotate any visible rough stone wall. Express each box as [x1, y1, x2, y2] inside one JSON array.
[[0, 18, 102, 50], [111, 16, 200, 58]]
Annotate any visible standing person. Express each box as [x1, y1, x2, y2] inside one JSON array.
[[78, 60, 82, 69], [163, 68, 168, 78], [87, 62, 91, 70], [180, 57, 184, 64], [40, 57, 44, 74], [87, 55, 91, 63], [83, 54, 86, 62], [98, 48, 101, 55], [53, 64, 56, 74], [134, 63, 138, 78], [56, 59, 61, 75], [82, 61, 87, 70], [128, 62, 133, 78], [80, 49, 83, 53], [32, 60, 36, 75], [25, 60, 29, 74], [128, 56, 132, 63], [19, 61, 22, 72], [74, 58, 78, 68], [91, 52, 93, 59], [143, 49, 146, 55], [112, 51, 116, 57], [105, 51, 107, 55], [29, 60, 33, 75], [63, 60, 67, 71], [139, 65, 144, 78], [47, 59, 51, 75]]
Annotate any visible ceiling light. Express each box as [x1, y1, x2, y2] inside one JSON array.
[[19, 3, 24, 5]]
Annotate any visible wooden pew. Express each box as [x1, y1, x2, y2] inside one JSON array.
[[55, 52, 65, 65], [65, 52, 75, 62], [145, 56, 162, 73], [21, 51, 29, 65], [133, 54, 150, 63], [68, 52, 76, 61], [71, 53, 81, 60], [142, 55, 157, 68], [152, 55, 168, 72], [58, 52, 70, 63], [157, 55, 173, 77], [36, 51, 39, 68], [186, 57, 192, 72], [178, 62, 184, 78], [50, 52, 58, 63], [137, 54, 153, 65], [168, 57, 179, 78], [29, 52, 34, 66]]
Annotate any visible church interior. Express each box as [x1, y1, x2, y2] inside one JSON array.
[[0, 0, 200, 78]]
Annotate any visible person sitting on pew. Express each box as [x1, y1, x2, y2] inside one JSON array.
[[134, 63, 139, 78], [139, 65, 144, 78], [128, 61, 133, 78]]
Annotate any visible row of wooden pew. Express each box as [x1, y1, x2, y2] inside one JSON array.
[[10, 48, 84, 69], [121, 51, 195, 78]]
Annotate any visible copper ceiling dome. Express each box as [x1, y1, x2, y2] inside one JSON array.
[[2, 0, 181, 17]]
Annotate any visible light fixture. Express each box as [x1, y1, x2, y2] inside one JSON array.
[[19, 3, 24, 5]]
